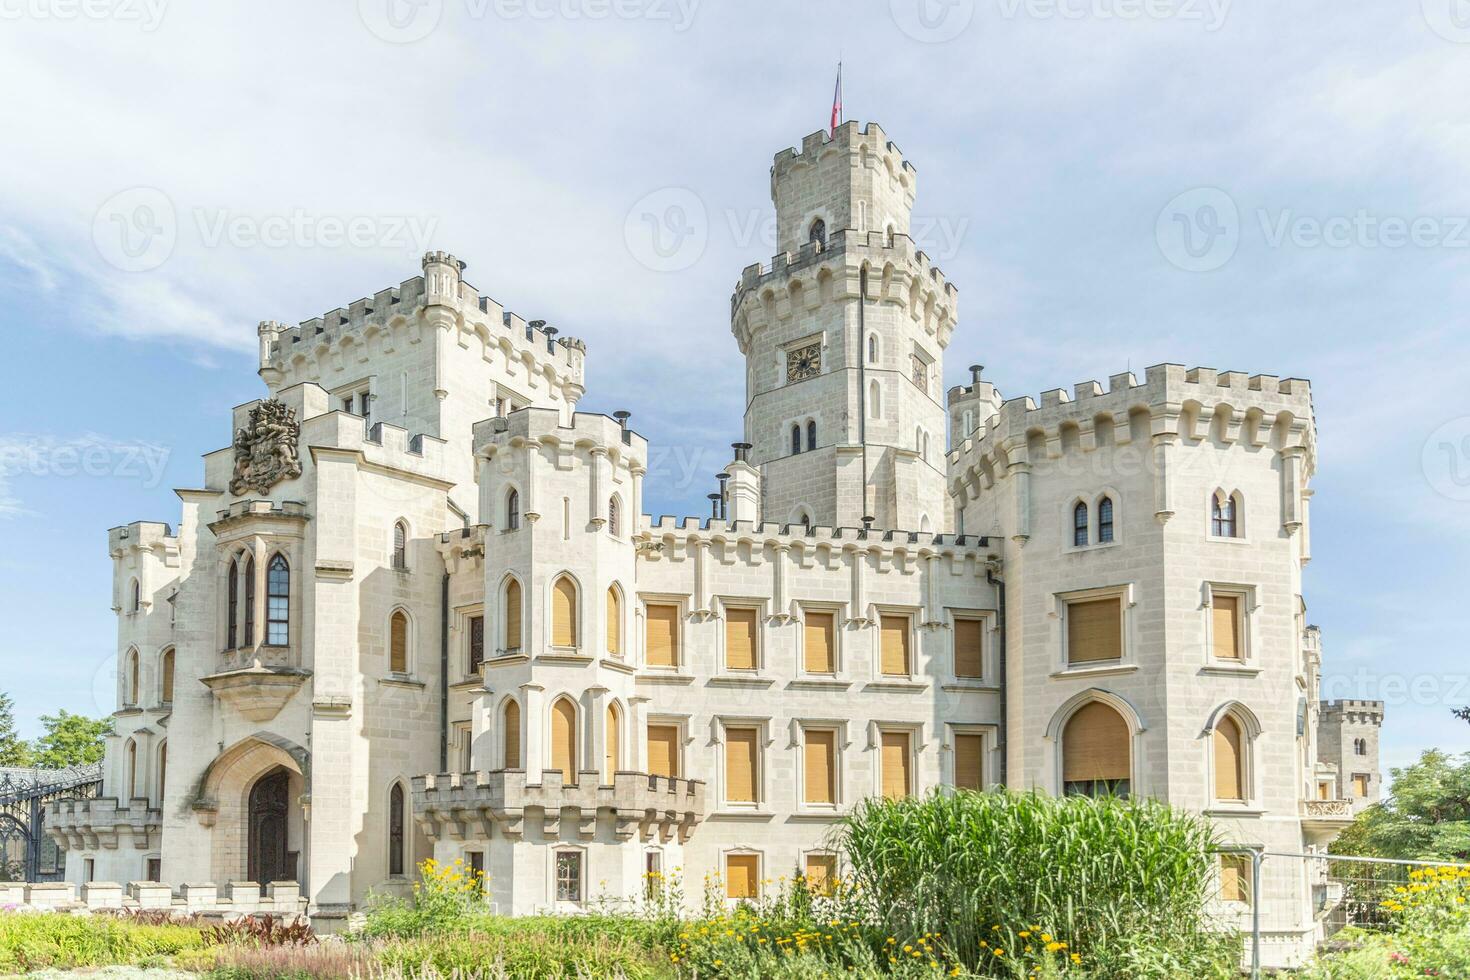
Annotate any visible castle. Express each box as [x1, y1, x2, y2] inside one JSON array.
[[47, 122, 1381, 964]]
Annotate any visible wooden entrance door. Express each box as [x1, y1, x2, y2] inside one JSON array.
[[247, 767, 291, 890]]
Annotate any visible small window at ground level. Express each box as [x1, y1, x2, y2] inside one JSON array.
[[555, 851, 583, 902], [1220, 854, 1252, 904]]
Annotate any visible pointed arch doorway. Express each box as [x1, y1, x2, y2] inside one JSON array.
[[247, 766, 294, 891]]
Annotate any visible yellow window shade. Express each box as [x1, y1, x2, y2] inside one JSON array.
[[1213, 716, 1245, 801], [646, 604, 680, 667], [725, 608, 759, 670], [803, 730, 835, 805], [803, 611, 836, 674], [1062, 702, 1130, 783], [606, 588, 621, 656], [725, 727, 759, 803], [954, 733, 984, 790], [390, 612, 408, 673], [725, 854, 759, 899], [551, 698, 577, 783], [954, 619, 984, 678], [1067, 597, 1122, 665], [503, 700, 521, 769], [880, 616, 911, 676], [505, 580, 523, 652], [161, 651, 174, 703], [804, 854, 837, 895], [881, 731, 911, 799], [647, 724, 679, 779], [1220, 854, 1251, 903], [1353, 774, 1370, 798], [605, 705, 621, 782], [552, 577, 578, 647], [1212, 595, 1242, 660]]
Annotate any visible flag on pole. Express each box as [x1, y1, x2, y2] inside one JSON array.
[[830, 63, 842, 136]]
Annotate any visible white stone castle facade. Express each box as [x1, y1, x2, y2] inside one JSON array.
[[48, 122, 1373, 963]]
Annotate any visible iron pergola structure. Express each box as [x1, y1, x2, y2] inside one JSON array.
[[0, 765, 102, 883]]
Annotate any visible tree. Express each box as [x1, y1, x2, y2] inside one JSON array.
[[0, 691, 32, 768], [28, 710, 112, 769], [1332, 749, 1470, 862]]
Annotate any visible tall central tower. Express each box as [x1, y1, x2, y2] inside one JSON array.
[[731, 122, 958, 531]]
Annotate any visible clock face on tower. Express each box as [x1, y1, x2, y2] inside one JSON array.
[[786, 343, 821, 383]]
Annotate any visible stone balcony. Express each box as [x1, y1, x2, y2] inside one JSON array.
[[412, 770, 707, 844], [47, 797, 160, 850], [1300, 798, 1355, 842], [201, 661, 310, 723]]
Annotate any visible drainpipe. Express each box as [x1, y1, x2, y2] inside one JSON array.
[[439, 571, 450, 773], [857, 266, 872, 526], [987, 562, 1008, 787]]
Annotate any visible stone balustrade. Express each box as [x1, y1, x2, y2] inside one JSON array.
[[412, 769, 707, 844], [46, 797, 160, 850], [0, 880, 306, 918]]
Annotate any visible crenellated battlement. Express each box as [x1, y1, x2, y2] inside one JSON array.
[[108, 521, 177, 559], [731, 229, 958, 350], [1320, 699, 1386, 723], [260, 252, 586, 392], [771, 121, 916, 182], [947, 362, 1316, 476], [638, 514, 994, 563], [473, 408, 647, 471]]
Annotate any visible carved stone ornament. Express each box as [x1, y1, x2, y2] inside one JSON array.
[[229, 399, 303, 496]]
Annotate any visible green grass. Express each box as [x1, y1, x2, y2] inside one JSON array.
[[0, 911, 207, 973]]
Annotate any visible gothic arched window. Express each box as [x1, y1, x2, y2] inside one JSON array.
[[266, 555, 290, 646], [1098, 496, 1115, 544], [808, 218, 826, 246], [506, 489, 521, 531], [388, 783, 406, 877], [1073, 502, 1090, 548], [1212, 491, 1241, 538], [1062, 701, 1130, 798], [227, 559, 239, 647], [244, 556, 256, 646], [806, 421, 817, 452], [393, 521, 408, 571], [791, 424, 802, 456]]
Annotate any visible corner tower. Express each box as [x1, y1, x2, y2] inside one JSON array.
[[731, 122, 957, 531]]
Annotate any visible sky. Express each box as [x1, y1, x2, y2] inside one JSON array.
[[0, 0, 1466, 772]]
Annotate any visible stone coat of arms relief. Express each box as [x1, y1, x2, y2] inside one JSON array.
[[229, 399, 304, 496]]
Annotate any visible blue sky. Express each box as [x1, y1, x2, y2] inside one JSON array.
[[0, 0, 1466, 770]]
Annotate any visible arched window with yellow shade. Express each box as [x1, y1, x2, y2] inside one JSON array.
[[1062, 701, 1131, 798], [551, 697, 578, 784], [551, 575, 578, 649]]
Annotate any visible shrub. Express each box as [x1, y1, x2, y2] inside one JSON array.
[[206, 940, 370, 979], [836, 789, 1238, 977], [360, 857, 492, 939]]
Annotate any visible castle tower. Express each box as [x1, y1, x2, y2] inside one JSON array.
[[731, 122, 958, 531], [1318, 699, 1385, 813]]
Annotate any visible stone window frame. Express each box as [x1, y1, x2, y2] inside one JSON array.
[[1045, 689, 1147, 799], [871, 721, 923, 800], [384, 606, 417, 679], [1052, 583, 1137, 677], [548, 844, 588, 906], [793, 719, 849, 814], [637, 593, 690, 674], [714, 595, 768, 676], [943, 722, 998, 791], [1201, 701, 1264, 815], [713, 715, 772, 814], [458, 603, 486, 679], [795, 601, 845, 679], [871, 604, 922, 682], [1199, 581, 1262, 675], [946, 608, 996, 686]]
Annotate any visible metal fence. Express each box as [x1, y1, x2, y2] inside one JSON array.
[[1216, 848, 1469, 978]]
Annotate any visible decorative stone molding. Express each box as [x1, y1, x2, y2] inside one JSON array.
[[46, 797, 160, 851], [229, 399, 304, 496], [200, 666, 311, 722]]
